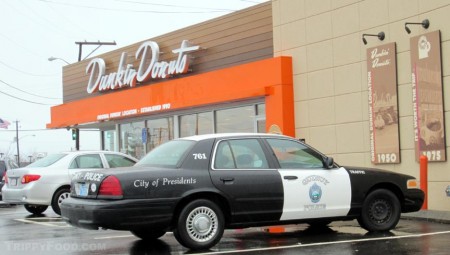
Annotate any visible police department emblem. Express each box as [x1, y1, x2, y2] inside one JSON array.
[[309, 183, 322, 203]]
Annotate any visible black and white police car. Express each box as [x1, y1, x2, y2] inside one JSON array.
[[61, 133, 424, 250]]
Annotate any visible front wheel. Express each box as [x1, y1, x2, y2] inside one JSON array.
[[357, 189, 401, 232], [174, 199, 225, 250], [24, 204, 48, 215]]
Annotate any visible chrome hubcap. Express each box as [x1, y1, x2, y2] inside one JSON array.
[[186, 206, 218, 242]]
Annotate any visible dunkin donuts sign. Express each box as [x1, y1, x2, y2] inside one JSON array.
[[367, 42, 400, 164], [85, 40, 200, 94], [410, 31, 446, 162]]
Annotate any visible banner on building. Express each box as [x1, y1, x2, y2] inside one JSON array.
[[367, 42, 400, 164], [410, 30, 446, 162]]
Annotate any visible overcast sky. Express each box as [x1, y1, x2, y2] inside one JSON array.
[[0, 0, 267, 160]]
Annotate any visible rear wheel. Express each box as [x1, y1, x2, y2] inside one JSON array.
[[131, 229, 166, 240], [358, 189, 401, 232], [24, 204, 48, 215], [51, 188, 70, 215], [174, 199, 224, 250]]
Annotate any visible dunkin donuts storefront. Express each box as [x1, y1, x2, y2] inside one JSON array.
[[49, 1, 450, 211], [47, 3, 294, 159]]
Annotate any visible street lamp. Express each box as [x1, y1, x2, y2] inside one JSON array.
[[48, 56, 70, 65]]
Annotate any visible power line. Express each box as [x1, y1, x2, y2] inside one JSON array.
[[0, 33, 45, 59], [3, 0, 78, 41], [37, 0, 230, 13], [115, 0, 236, 11], [0, 80, 61, 100], [0, 89, 57, 105], [0, 59, 58, 77]]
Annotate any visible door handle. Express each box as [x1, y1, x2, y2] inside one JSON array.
[[283, 176, 298, 180], [220, 177, 235, 183]]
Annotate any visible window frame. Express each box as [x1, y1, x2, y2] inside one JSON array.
[[69, 154, 104, 169], [212, 137, 273, 171], [264, 138, 328, 170]]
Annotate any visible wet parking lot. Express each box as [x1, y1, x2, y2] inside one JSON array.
[[1, 204, 450, 255]]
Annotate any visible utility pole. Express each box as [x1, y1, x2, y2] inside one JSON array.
[[15, 120, 19, 166], [73, 40, 116, 150], [75, 41, 116, 62]]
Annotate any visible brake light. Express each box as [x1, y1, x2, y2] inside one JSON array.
[[98, 176, 123, 197], [3, 172, 6, 184], [21, 174, 41, 184]]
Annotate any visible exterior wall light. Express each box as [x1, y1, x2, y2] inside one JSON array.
[[362, 32, 385, 45], [405, 19, 430, 34]]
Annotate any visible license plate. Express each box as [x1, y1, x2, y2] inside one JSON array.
[[10, 178, 17, 186], [76, 183, 88, 197]]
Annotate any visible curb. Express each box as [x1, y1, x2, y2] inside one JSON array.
[[401, 210, 450, 224]]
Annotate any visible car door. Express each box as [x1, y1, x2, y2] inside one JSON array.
[[264, 138, 352, 221], [209, 137, 284, 223]]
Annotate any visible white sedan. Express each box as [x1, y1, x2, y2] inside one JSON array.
[[1, 151, 138, 215]]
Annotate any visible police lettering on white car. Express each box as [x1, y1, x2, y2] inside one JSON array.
[[61, 133, 424, 250]]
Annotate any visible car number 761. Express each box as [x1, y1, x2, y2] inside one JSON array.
[[193, 153, 207, 160]]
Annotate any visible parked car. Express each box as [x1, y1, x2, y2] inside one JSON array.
[[0, 159, 19, 199], [2, 151, 138, 215], [61, 133, 424, 250]]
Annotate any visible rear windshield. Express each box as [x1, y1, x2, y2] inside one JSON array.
[[136, 140, 194, 167], [26, 153, 67, 168]]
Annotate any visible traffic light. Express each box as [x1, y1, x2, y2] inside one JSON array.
[[71, 128, 77, 140]]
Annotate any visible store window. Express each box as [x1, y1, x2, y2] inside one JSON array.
[[256, 104, 266, 133], [216, 105, 255, 133], [120, 122, 145, 159], [146, 117, 174, 152], [112, 103, 265, 157], [103, 129, 117, 151], [180, 112, 213, 137]]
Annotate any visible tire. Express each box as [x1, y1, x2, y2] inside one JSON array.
[[51, 188, 70, 215], [357, 189, 401, 232], [130, 229, 166, 240], [174, 199, 225, 250], [24, 204, 48, 215]]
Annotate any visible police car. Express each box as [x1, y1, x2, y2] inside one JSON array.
[[61, 133, 424, 250]]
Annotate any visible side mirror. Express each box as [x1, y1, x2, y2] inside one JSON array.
[[324, 157, 334, 169]]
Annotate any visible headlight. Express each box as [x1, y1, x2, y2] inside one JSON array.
[[407, 179, 419, 189]]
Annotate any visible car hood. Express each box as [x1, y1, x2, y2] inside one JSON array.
[[343, 165, 415, 179]]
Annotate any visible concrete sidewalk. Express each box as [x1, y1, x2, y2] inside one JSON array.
[[401, 210, 450, 224]]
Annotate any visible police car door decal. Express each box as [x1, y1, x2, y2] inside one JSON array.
[[279, 167, 351, 221]]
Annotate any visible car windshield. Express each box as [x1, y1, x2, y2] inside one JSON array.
[[136, 140, 194, 167], [26, 153, 67, 168]]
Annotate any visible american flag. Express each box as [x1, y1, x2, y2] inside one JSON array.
[[0, 118, 11, 129]]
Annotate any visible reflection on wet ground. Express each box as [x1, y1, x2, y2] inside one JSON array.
[[1, 206, 450, 255]]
